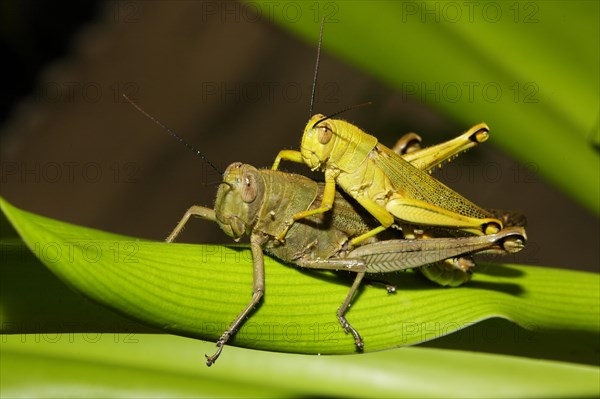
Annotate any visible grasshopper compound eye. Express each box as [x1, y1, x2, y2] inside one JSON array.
[[317, 123, 333, 144], [241, 172, 258, 203]]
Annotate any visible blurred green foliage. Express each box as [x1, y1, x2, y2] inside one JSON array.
[[2, 1, 599, 397], [255, 0, 599, 214]]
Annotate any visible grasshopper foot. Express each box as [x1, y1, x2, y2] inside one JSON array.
[[276, 221, 294, 243], [338, 315, 364, 350], [205, 348, 222, 367], [205, 332, 230, 367]]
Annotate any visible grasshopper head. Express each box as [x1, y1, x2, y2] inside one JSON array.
[[214, 162, 264, 241], [300, 114, 337, 171]]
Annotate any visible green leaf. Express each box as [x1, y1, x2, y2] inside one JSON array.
[[2, 198, 599, 397], [248, 0, 600, 215], [2, 196, 598, 353], [2, 334, 598, 398]]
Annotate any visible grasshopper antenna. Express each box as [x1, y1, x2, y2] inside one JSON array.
[[312, 101, 372, 128], [309, 17, 325, 118], [122, 94, 223, 175], [307, 18, 372, 127]]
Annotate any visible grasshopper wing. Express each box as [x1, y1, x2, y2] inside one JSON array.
[[375, 144, 499, 224]]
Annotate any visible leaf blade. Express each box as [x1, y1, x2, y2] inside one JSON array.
[[2, 196, 598, 356], [2, 334, 599, 399]]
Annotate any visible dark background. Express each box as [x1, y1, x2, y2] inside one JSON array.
[[1, 0, 598, 272]]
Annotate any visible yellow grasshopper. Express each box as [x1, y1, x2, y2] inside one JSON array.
[[273, 119, 502, 246], [272, 21, 503, 246]]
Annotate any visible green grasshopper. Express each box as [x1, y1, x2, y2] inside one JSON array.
[[272, 22, 505, 246], [124, 96, 526, 366], [167, 162, 525, 366]]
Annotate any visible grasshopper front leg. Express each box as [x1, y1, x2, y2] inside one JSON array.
[[272, 149, 304, 171], [205, 233, 266, 366], [166, 205, 216, 243], [272, 149, 393, 245], [166, 207, 267, 366], [273, 149, 404, 247], [274, 168, 340, 242], [272, 150, 334, 241]]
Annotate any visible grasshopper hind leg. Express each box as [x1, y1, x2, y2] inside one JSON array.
[[393, 132, 422, 155]]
